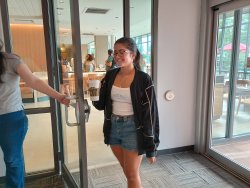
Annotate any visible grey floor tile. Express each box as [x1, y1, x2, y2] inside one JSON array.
[[171, 171, 209, 188], [0, 151, 249, 187]]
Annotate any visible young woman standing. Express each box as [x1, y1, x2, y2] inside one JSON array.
[[93, 37, 159, 188]]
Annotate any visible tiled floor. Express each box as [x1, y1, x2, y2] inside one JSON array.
[[86, 151, 250, 188], [0, 175, 67, 188], [1, 151, 249, 188]]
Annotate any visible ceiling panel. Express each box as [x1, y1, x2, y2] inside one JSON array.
[[7, 0, 151, 42]]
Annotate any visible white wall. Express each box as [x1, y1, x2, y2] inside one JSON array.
[[157, 0, 201, 150], [95, 35, 109, 67]]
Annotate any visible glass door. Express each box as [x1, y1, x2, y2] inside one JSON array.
[[1, 0, 89, 185], [208, 0, 250, 181], [78, 0, 123, 171], [53, 0, 89, 187], [1, 0, 61, 177], [130, 0, 152, 75]]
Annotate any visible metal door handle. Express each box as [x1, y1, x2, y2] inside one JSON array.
[[83, 99, 91, 123], [65, 96, 79, 127], [64, 96, 91, 126]]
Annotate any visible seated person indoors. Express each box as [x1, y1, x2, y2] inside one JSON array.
[[83, 54, 96, 72]]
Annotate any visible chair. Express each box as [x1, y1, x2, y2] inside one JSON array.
[[236, 95, 250, 114], [236, 79, 250, 114], [213, 76, 225, 119], [236, 79, 250, 87], [213, 83, 224, 119]]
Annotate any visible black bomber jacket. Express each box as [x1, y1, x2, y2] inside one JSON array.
[[92, 67, 160, 157]]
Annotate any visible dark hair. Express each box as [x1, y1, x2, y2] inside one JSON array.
[[86, 54, 94, 61], [114, 37, 141, 70], [0, 39, 5, 83], [108, 49, 113, 55]]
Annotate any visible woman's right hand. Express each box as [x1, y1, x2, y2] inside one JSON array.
[[58, 95, 70, 106]]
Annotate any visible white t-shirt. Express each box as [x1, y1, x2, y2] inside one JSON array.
[[0, 53, 23, 115]]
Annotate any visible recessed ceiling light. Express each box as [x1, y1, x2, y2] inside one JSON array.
[[59, 0, 64, 3], [58, 11, 61, 15]]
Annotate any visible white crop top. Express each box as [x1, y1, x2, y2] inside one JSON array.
[[111, 85, 134, 116]]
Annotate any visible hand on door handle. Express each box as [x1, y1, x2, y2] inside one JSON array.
[[64, 96, 91, 126], [83, 99, 91, 123], [65, 96, 79, 127]]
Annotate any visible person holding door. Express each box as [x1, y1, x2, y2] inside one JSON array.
[[93, 37, 159, 188], [0, 40, 70, 188]]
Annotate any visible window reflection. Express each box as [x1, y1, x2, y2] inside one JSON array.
[[130, 0, 152, 75], [211, 6, 250, 171], [23, 113, 54, 173], [9, 24, 50, 107]]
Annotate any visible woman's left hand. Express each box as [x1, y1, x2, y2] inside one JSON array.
[[147, 157, 156, 164]]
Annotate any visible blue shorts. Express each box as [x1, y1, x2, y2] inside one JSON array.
[[109, 114, 138, 151]]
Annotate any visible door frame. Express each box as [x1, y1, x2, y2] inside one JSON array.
[[61, 0, 88, 187], [44, 0, 88, 187], [0, 0, 64, 181]]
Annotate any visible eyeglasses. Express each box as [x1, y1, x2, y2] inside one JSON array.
[[113, 49, 130, 57]]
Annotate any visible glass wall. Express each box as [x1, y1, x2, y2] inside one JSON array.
[[23, 114, 54, 173], [79, 0, 123, 72], [212, 10, 235, 139], [132, 34, 151, 73], [130, 0, 152, 75], [78, 0, 123, 169], [87, 41, 95, 55], [8, 0, 50, 106], [53, 0, 123, 185], [53, 0, 81, 185], [211, 4, 250, 172], [212, 7, 250, 139]]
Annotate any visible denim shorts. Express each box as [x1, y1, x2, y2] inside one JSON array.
[[109, 114, 138, 151]]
